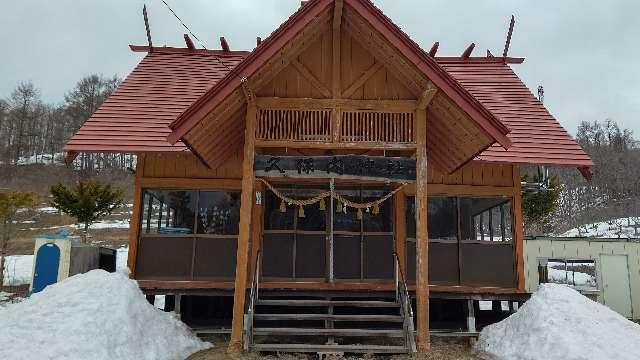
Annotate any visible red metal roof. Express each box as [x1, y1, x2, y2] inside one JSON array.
[[64, 47, 247, 154], [437, 59, 593, 168], [66, 49, 592, 169]]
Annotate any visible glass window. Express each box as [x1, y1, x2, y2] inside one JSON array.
[[363, 190, 392, 233], [141, 189, 196, 234], [539, 258, 597, 290], [460, 197, 512, 242], [197, 191, 241, 235], [427, 197, 457, 240], [406, 196, 458, 240], [264, 191, 295, 230], [334, 189, 361, 233], [295, 188, 327, 232], [406, 197, 416, 239]]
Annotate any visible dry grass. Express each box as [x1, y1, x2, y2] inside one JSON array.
[[5, 207, 131, 256], [187, 336, 480, 360]]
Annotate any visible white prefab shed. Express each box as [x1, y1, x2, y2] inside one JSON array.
[[524, 237, 640, 319]]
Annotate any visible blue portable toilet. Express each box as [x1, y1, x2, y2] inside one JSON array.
[[30, 230, 111, 294], [32, 243, 61, 293]]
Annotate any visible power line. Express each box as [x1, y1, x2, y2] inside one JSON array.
[[161, 0, 207, 49], [158, 0, 231, 71]]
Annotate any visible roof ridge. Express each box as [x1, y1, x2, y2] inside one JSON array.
[[129, 45, 251, 56]]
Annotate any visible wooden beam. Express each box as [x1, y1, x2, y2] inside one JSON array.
[[136, 177, 241, 189], [332, 0, 343, 98], [416, 84, 437, 110], [414, 106, 430, 352], [402, 183, 515, 196], [255, 140, 417, 150], [228, 102, 258, 354], [461, 43, 475, 58], [183, 34, 195, 49], [220, 36, 230, 52], [342, 15, 424, 96], [503, 15, 515, 58], [127, 154, 145, 277], [512, 165, 525, 290], [393, 191, 407, 277], [291, 59, 332, 98], [428, 42, 439, 57], [142, 5, 153, 51], [137, 279, 529, 296], [341, 62, 384, 98], [255, 97, 417, 112]]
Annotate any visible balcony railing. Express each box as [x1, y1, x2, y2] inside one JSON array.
[[254, 97, 417, 149]]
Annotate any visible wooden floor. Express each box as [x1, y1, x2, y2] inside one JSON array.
[[137, 279, 529, 301]]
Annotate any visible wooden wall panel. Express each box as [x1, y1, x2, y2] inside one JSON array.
[[427, 162, 515, 188], [256, 28, 414, 102], [141, 150, 243, 180]]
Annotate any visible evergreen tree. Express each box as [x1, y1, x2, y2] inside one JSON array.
[[522, 172, 561, 235], [50, 179, 125, 242]]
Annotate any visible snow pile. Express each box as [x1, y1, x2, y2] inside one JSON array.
[[0, 270, 209, 360], [2, 254, 33, 286], [558, 217, 640, 238], [475, 283, 640, 360]]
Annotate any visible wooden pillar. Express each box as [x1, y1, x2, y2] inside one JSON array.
[[228, 101, 258, 354], [393, 191, 407, 275], [414, 105, 430, 352], [414, 87, 435, 353], [127, 154, 145, 276], [249, 180, 264, 284], [512, 165, 525, 290]]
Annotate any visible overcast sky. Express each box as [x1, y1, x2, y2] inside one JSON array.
[[1, 0, 638, 136]]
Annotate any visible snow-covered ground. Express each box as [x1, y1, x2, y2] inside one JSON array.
[[548, 267, 596, 288], [558, 217, 640, 238], [15, 152, 65, 166], [20, 219, 130, 231], [0, 270, 209, 360], [475, 283, 640, 360], [2, 255, 33, 286]]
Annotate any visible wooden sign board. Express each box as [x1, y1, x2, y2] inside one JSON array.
[[254, 155, 416, 182]]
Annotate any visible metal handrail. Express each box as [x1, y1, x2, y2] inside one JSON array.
[[244, 250, 261, 351], [393, 252, 417, 353]]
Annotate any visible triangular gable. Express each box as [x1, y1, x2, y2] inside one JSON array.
[[167, 0, 511, 152]]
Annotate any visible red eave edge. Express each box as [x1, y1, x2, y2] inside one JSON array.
[[167, 0, 334, 144], [344, 0, 511, 149], [167, 0, 512, 150]]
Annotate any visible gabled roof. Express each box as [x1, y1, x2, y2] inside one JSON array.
[[166, 0, 512, 149], [64, 47, 247, 154], [65, 1, 592, 173], [438, 59, 593, 168]]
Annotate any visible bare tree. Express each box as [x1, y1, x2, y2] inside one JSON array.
[[7, 82, 41, 164], [64, 74, 120, 171]]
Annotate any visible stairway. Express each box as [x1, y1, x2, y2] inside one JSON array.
[[246, 292, 414, 355]]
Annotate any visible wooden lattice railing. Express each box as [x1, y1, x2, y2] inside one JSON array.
[[340, 111, 414, 143], [254, 98, 417, 148], [256, 108, 332, 142]]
